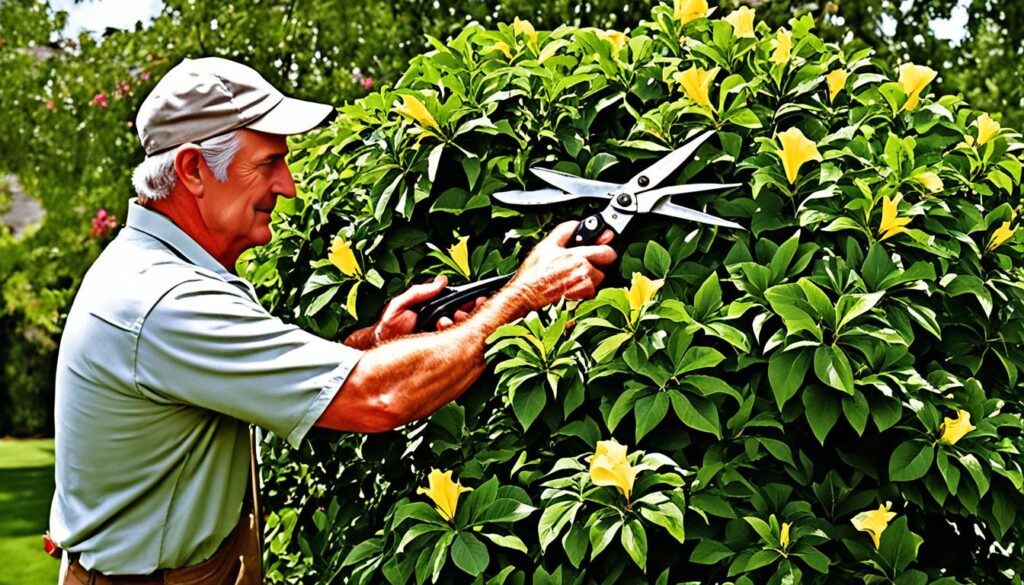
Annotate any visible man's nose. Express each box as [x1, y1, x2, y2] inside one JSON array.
[[274, 159, 297, 199]]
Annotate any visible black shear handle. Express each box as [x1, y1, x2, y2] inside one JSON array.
[[413, 213, 608, 331]]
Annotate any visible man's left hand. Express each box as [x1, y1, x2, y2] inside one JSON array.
[[344, 275, 486, 349]]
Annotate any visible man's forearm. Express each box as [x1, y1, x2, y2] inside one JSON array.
[[318, 283, 534, 433]]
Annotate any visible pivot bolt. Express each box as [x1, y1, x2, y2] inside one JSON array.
[[616, 193, 633, 206], [638, 175, 650, 187]]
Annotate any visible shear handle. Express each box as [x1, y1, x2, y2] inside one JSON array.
[[415, 274, 512, 331]]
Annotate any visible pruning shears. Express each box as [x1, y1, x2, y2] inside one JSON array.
[[414, 130, 744, 330]]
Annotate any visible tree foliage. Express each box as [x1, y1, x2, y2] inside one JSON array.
[[251, 2, 1024, 583]]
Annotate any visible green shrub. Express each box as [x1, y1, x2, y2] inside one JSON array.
[[253, 3, 1024, 583]]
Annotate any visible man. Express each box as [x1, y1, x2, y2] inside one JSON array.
[[50, 57, 615, 584]]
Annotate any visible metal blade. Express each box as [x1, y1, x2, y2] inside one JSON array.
[[637, 183, 742, 212], [529, 168, 618, 199], [493, 188, 593, 206], [649, 199, 746, 230], [623, 129, 715, 197]]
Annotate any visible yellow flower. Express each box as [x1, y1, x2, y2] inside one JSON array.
[[491, 40, 513, 59], [780, 522, 791, 549], [590, 439, 637, 501], [417, 469, 473, 522], [674, 0, 709, 25], [976, 113, 1001, 145], [393, 94, 440, 132], [627, 272, 664, 315], [986, 209, 1017, 253], [897, 63, 937, 111], [328, 237, 362, 277], [597, 29, 629, 52], [724, 6, 755, 38], [775, 127, 822, 185], [914, 172, 943, 195], [851, 502, 897, 550], [878, 195, 912, 241], [771, 28, 792, 65], [826, 69, 848, 102], [513, 17, 537, 45], [674, 65, 720, 110], [449, 235, 471, 277], [938, 409, 976, 445]]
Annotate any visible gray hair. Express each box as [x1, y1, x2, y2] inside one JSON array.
[[131, 130, 243, 202]]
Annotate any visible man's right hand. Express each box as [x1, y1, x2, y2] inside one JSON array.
[[509, 220, 617, 310]]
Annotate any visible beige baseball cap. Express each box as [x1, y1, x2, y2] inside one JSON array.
[[136, 57, 334, 155]]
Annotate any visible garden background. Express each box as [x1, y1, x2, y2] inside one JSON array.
[[1, 0, 1023, 583]]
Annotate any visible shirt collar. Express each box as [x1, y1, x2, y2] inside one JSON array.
[[125, 199, 253, 291]]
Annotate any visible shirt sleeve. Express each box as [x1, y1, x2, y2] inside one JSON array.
[[135, 277, 363, 447]]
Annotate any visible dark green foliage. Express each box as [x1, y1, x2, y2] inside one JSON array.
[[252, 3, 1024, 583]]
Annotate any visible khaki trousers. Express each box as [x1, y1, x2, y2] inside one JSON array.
[[63, 513, 262, 585]]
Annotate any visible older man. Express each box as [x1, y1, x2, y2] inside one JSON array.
[[49, 57, 614, 584]]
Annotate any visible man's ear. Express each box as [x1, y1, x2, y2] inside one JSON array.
[[173, 145, 205, 197]]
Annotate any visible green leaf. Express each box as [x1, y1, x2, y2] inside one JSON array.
[[607, 386, 648, 432], [842, 392, 869, 436], [802, 385, 841, 444], [958, 453, 989, 498], [450, 532, 490, 576], [693, 271, 722, 321], [670, 392, 722, 438], [562, 522, 589, 568], [511, 386, 547, 431], [813, 345, 855, 394], [589, 514, 622, 559], [690, 540, 734, 564], [643, 241, 672, 278], [765, 284, 822, 340], [876, 516, 923, 574], [538, 501, 579, 551], [593, 332, 632, 363], [936, 450, 960, 495], [835, 292, 884, 332], [768, 348, 813, 409], [888, 440, 935, 482], [480, 533, 528, 554], [621, 519, 648, 571], [635, 392, 670, 442]]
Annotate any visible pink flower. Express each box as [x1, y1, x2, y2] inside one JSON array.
[[91, 209, 118, 237], [46, 100, 55, 110], [91, 93, 108, 108], [361, 77, 374, 90], [140, 70, 151, 81]]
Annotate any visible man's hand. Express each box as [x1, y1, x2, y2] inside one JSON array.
[[344, 276, 486, 349], [509, 220, 617, 310]]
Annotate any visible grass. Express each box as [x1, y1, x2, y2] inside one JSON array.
[[0, 438, 59, 585]]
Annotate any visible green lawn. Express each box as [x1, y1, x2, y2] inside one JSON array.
[[0, 438, 59, 585]]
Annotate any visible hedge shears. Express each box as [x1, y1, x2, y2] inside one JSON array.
[[415, 130, 744, 330]]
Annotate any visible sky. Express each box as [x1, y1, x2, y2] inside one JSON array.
[[50, 0, 164, 37]]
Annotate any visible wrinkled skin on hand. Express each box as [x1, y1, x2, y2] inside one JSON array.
[[510, 220, 617, 310]]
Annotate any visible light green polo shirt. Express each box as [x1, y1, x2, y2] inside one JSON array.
[[49, 200, 362, 575]]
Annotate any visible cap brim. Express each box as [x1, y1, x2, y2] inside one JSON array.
[[245, 96, 334, 136]]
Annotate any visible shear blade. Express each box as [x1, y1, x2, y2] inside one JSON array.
[[622, 129, 715, 195], [492, 188, 590, 206], [638, 182, 742, 212], [529, 168, 618, 199], [650, 199, 745, 230]]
